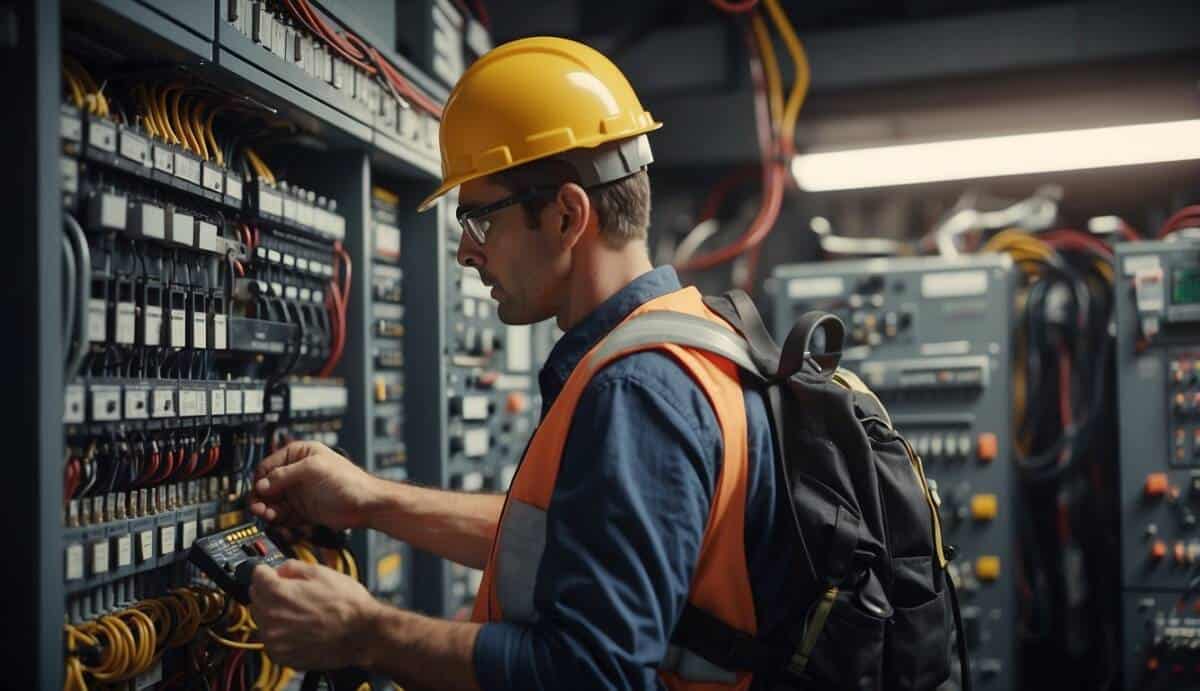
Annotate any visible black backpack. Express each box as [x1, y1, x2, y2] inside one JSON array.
[[609, 290, 968, 691]]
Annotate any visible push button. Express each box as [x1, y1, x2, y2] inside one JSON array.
[[1145, 473, 1169, 499]]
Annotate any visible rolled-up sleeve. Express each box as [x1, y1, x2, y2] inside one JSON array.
[[473, 356, 721, 691]]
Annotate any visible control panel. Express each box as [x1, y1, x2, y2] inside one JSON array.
[[1116, 241, 1200, 689], [400, 189, 540, 618], [770, 255, 1018, 690]]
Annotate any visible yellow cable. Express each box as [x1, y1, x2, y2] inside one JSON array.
[[205, 103, 226, 166], [191, 99, 210, 161], [156, 86, 181, 145], [293, 542, 319, 564], [62, 69, 85, 108], [208, 629, 266, 650], [763, 0, 810, 141], [750, 12, 783, 133], [167, 87, 196, 153], [342, 548, 359, 582], [244, 148, 276, 185]]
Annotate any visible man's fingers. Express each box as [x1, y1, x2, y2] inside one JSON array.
[[254, 461, 307, 499], [276, 558, 322, 580], [255, 440, 324, 480], [247, 501, 295, 525], [249, 563, 280, 604]]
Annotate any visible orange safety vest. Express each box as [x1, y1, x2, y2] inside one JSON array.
[[471, 286, 756, 689]]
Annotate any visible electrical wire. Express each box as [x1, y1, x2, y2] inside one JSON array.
[[61, 235, 77, 371], [1157, 204, 1200, 238], [763, 0, 809, 151], [64, 213, 91, 383]]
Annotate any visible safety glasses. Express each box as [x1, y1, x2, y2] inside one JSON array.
[[455, 186, 559, 246]]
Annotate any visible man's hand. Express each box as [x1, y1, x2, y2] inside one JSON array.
[[249, 560, 381, 670], [249, 441, 379, 530]]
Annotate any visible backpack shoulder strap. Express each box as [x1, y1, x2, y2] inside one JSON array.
[[588, 310, 766, 381]]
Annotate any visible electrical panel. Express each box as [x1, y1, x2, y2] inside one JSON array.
[[770, 255, 1018, 690], [1115, 240, 1200, 690], [363, 186, 412, 609], [37, 0, 461, 685], [396, 0, 494, 88], [402, 190, 540, 619]]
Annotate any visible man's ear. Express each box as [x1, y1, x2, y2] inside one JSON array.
[[553, 182, 592, 251]]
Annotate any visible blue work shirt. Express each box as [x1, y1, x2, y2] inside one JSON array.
[[473, 266, 798, 690]]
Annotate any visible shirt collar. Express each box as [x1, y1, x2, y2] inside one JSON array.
[[538, 266, 682, 413]]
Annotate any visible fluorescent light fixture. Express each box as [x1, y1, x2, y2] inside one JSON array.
[[791, 119, 1200, 191]]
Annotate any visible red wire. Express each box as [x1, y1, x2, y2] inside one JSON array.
[[1157, 205, 1200, 238], [1118, 221, 1141, 242], [223, 650, 245, 691], [1057, 342, 1073, 428], [709, 0, 759, 12], [1041, 228, 1114, 257], [676, 22, 784, 273], [698, 165, 759, 223], [64, 459, 80, 501], [137, 452, 160, 487], [471, 0, 491, 30]]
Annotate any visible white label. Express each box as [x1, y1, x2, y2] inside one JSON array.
[[921, 270, 988, 299], [124, 389, 149, 420], [120, 130, 149, 165], [88, 120, 116, 152], [284, 286, 298, 300], [299, 288, 312, 302], [201, 518, 216, 535], [297, 258, 309, 272], [225, 175, 243, 202], [462, 299, 476, 318], [283, 254, 296, 268], [197, 221, 218, 252], [506, 325, 532, 373], [61, 114, 82, 141], [211, 389, 226, 415], [244, 389, 264, 414], [919, 340, 972, 357], [159, 525, 176, 554], [138, 204, 166, 240], [178, 390, 203, 417], [170, 308, 187, 346], [202, 164, 224, 193], [376, 223, 401, 257], [226, 390, 243, 415], [463, 428, 489, 457], [193, 311, 207, 349], [92, 387, 121, 422], [144, 305, 162, 346], [174, 153, 202, 185], [181, 521, 198, 549], [91, 540, 109, 574], [153, 146, 174, 174], [66, 544, 84, 580], [99, 192, 128, 230], [171, 211, 195, 246], [116, 534, 133, 567], [298, 202, 314, 228], [259, 188, 283, 217], [1124, 255, 1162, 276], [267, 249, 282, 264], [61, 157, 79, 194], [787, 276, 846, 299], [270, 282, 283, 297], [213, 314, 227, 350], [152, 388, 175, 418], [461, 396, 489, 421], [64, 385, 85, 423], [138, 530, 154, 562], [116, 302, 136, 344], [461, 472, 485, 492]]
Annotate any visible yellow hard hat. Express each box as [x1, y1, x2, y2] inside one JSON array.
[[417, 36, 663, 212]]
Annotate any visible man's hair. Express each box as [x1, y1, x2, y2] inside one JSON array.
[[491, 155, 651, 247]]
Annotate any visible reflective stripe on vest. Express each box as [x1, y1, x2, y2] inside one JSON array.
[[471, 287, 756, 689]]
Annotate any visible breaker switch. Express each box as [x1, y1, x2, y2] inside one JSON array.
[[1145, 473, 1169, 499], [1151, 540, 1167, 561], [976, 433, 998, 462], [970, 494, 998, 521]]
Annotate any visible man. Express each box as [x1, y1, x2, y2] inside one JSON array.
[[247, 36, 798, 690]]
